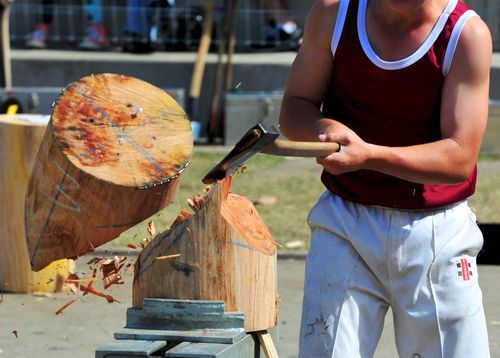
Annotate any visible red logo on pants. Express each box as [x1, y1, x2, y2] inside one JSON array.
[[457, 258, 472, 281]]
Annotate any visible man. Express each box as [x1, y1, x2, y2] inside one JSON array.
[[279, 0, 492, 357]]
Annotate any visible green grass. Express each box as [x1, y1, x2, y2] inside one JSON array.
[[112, 150, 500, 250], [469, 172, 500, 223]]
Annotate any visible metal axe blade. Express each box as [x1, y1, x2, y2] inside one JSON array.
[[202, 123, 340, 184], [202, 123, 279, 184]]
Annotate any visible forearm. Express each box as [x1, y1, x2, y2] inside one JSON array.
[[366, 138, 478, 184], [279, 95, 342, 142]]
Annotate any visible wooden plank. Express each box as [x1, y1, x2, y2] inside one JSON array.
[[165, 334, 256, 358], [126, 308, 245, 331], [142, 299, 226, 318], [114, 328, 245, 345], [95, 339, 166, 358], [256, 330, 279, 358]]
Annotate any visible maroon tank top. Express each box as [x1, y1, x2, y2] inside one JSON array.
[[321, 0, 478, 209]]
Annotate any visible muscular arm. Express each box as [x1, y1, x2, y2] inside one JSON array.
[[288, 8, 492, 185], [279, 0, 347, 141], [351, 17, 492, 184]]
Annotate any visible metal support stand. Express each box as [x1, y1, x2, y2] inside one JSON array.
[[95, 298, 278, 358]]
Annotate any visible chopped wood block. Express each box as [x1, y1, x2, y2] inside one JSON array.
[[132, 179, 279, 332], [25, 74, 193, 271]]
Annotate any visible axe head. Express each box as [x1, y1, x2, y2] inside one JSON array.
[[202, 123, 279, 184]]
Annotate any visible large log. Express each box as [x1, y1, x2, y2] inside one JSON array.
[[132, 178, 279, 332], [25, 74, 193, 271], [0, 114, 74, 293]]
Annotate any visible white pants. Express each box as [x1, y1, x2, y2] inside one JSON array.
[[299, 191, 490, 358]]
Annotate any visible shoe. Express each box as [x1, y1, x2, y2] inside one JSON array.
[[79, 24, 110, 50], [122, 32, 155, 54], [277, 21, 300, 41], [25, 23, 49, 49]]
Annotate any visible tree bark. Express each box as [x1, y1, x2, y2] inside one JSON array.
[[132, 178, 279, 332], [0, 114, 74, 293], [25, 74, 193, 271]]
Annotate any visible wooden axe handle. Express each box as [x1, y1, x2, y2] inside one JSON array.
[[261, 139, 340, 157]]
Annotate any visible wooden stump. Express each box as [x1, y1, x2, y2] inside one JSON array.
[[0, 114, 74, 293], [25, 74, 193, 271], [132, 178, 279, 332]]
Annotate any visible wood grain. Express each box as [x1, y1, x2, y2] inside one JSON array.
[[132, 178, 279, 332]]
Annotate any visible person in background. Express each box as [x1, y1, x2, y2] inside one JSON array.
[[26, 0, 109, 50], [279, 0, 492, 356], [122, 0, 173, 53], [261, 0, 301, 48]]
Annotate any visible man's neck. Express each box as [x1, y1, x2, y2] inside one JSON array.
[[365, 0, 449, 60], [368, 0, 448, 32]]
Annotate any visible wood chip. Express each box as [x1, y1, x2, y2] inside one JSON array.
[[147, 221, 156, 237], [64, 273, 81, 293], [156, 254, 181, 261], [79, 284, 119, 303], [237, 165, 248, 175], [100, 256, 126, 278], [253, 195, 278, 206], [141, 238, 150, 248], [187, 195, 206, 211], [284, 240, 305, 249], [55, 297, 80, 315], [103, 273, 124, 290], [65, 277, 97, 284], [172, 208, 192, 226], [86, 258, 101, 265]]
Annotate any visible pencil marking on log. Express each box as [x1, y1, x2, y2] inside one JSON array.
[[73, 86, 168, 179], [31, 162, 75, 266], [45, 162, 81, 213], [134, 222, 189, 279], [223, 241, 255, 252]]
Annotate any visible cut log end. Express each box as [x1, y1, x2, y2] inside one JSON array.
[[51, 73, 193, 187], [221, 194, 276, 256], [25, 74, 193, 271]]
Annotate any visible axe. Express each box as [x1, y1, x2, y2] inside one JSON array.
[[202, 123, 340, 184]]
